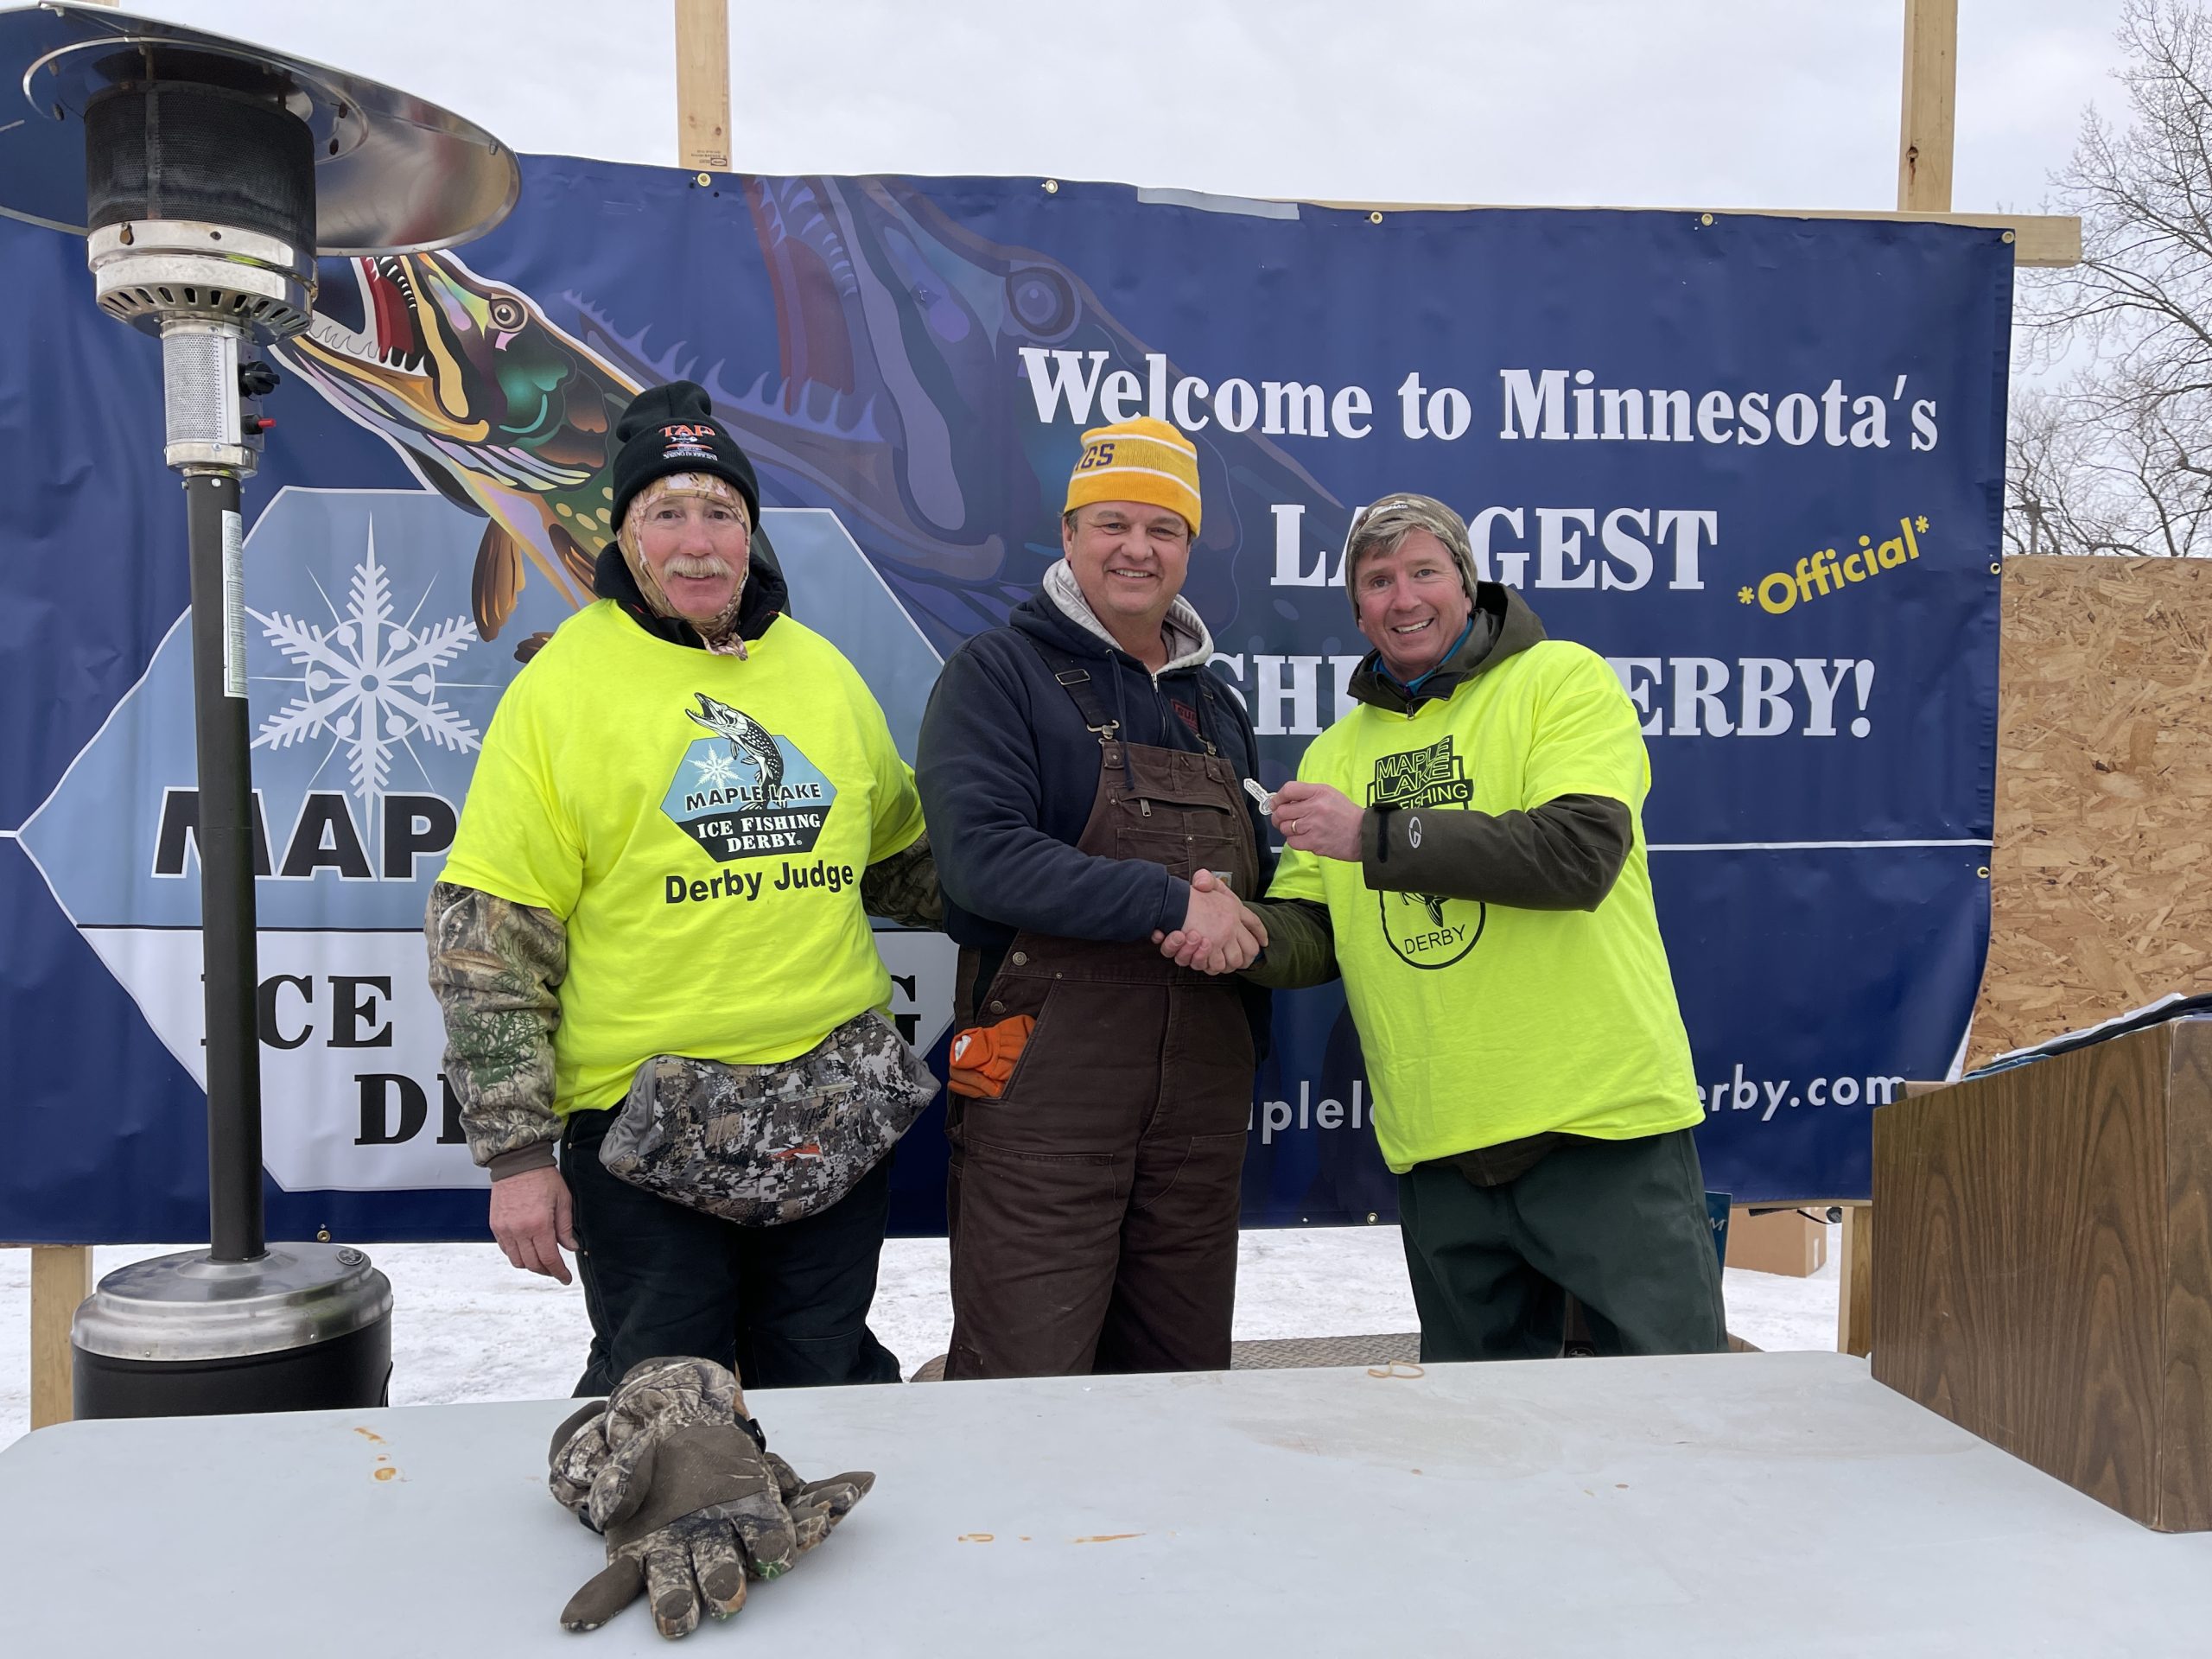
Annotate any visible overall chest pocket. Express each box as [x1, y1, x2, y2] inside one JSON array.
[[1113, 792, 1245, 886]]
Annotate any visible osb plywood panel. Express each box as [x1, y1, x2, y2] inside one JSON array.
[[1972, 557, 2212, 1066]]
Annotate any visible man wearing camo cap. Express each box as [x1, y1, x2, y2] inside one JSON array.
[[429, 380, 941, 1394], [1236, 492, 1726, 1363]]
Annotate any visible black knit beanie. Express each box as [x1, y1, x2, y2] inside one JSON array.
[[609, 381, 761, 531]]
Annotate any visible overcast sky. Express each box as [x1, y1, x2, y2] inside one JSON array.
[[105, 1, 2129, 214]]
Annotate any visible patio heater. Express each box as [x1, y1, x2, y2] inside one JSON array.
[[0, 3, 518, 1416]]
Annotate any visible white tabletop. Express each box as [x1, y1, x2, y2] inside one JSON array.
[[2, 1351, 2206, 1656]]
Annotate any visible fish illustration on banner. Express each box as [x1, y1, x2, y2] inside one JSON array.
[[278, 177, 1348, 653], [281, 252, 632, 639]]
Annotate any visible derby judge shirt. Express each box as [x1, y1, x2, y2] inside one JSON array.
[[1266, 641, 1701, 1172], [442, 602, 924, 1114]]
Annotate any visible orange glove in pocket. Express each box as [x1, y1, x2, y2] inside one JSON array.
[[947, 1015, 1035, 1100]]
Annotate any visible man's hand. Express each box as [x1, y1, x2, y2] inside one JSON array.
[[1153, 868, 1268, 974], [490, 1163, 577, 1284], [1270, 780, 1366, 862]]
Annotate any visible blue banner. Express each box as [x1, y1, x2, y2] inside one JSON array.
[[0, 160, 2006, 1243]]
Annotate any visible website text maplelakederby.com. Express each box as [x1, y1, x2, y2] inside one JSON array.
[[1249, 1070, 1902, 1145], [1697, 1066, 1904, 1121]]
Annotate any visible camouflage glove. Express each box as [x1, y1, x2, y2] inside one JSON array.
[[763, 1447, 875, 1554], [547, 1398, 614, 1524], [546, 1358, 874, 1639], [548, 1357, 745, 1528]]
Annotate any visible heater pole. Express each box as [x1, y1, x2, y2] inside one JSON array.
[[0, 1, 519, 1421], [181, 462, 265, 1264]]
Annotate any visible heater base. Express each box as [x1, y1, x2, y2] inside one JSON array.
[[70, 1243, 393, 1421]]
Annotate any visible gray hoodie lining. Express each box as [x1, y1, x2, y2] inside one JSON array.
[[1042, 558, 1214, 676]]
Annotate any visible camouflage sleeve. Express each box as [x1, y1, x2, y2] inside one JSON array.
[[861, 830, 944, 931], [425, 880, 567, 1174]]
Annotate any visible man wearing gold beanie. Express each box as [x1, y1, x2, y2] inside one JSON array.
[[917, 416, 1274, 1377]]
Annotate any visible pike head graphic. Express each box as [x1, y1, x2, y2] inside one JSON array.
[[687, 693, 785, 791], [279, 180, 1348, 655], [276, 251, 640, 639]]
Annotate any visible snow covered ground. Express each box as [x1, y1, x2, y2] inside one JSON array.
[[0, 1224, 1840, 1448]]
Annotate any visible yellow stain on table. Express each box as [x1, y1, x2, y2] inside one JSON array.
[[962, 1530, 1145, 1544]]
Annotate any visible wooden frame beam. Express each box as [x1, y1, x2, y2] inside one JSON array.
[[29, 1246, 93, 1429], [674, 0, 731, 173], [1899, 0, 1959, 213], [1837, 1206, 1875, 1357]]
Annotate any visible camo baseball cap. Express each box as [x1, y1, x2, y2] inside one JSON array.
[[1341, 492, 1480, 610]]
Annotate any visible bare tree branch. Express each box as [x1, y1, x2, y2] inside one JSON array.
[[2014, 0, 2212, 556]]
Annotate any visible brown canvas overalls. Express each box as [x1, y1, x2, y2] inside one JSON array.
[[943, 645, 1260, 1378]]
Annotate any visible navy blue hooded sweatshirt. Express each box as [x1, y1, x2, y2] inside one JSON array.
[[917, 580, 1274, 1046]]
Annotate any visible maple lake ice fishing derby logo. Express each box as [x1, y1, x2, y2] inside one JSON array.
[[16, 490, 958, 1197], [664, 693, 836, 861]]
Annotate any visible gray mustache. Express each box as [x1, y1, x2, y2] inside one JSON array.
[[664, 555, 739, 578]]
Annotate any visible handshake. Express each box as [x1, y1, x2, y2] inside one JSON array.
[[1152, 867, 1268, 975], [1147, 779, 1363, 975]]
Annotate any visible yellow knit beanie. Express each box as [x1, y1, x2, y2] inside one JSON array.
[[1063, 416, 1201, 537]]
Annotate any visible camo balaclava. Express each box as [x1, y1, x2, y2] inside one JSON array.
[[617, 472, 754, 657]]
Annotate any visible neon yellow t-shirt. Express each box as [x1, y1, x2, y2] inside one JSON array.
[[441, 601, 925, 1115], [1266, 640, 1701, 1173]]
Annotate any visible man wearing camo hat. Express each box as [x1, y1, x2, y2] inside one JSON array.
[[428, 379, 941, 1394], [1233, 492, 1726, 1362]]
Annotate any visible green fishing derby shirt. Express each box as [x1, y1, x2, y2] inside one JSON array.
[[441, 601, 925, 1115], [1265, 639, 1702, 1173]]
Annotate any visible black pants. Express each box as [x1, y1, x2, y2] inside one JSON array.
[[562, 1108, 903, 1396], [1397, 1128, 1727, 1362]]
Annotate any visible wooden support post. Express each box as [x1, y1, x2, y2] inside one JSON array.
[[1837, 1205, 1874, 1357], [29, 1246, 94, 1430], [674, 0, 732, 172], [1898, 0, 1958, 213]]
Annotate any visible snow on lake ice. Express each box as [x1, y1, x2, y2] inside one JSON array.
[[1, 1224, 1840, 1447]]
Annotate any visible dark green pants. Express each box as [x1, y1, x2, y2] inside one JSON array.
[[1396, 1128, 1726, 1361]]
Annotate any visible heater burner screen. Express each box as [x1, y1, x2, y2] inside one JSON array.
[[161, 327, 240, 454]]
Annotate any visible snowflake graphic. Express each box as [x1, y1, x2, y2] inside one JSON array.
[[249, 523, 482, 803], [691, 749, 741, 790]]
